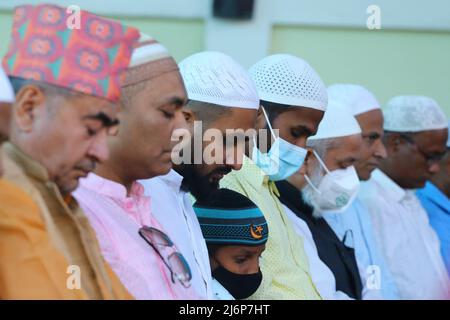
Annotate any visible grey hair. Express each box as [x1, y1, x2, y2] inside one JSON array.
[[9, 76, 79, 99], [306, 137, 338, 159]]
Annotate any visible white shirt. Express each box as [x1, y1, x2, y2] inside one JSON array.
[[212, 279, 235, 300], [359, 169, 450, 299], [140, 170, 213, 299], [283, 205, 351, 300]]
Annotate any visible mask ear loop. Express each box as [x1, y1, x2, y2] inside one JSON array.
[[311, 149, 331, 174], [303, 148, 331, 194], [261, 106, 277, 141]]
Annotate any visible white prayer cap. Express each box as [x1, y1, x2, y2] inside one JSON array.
[[383, 95, 448, 132], [249, 54, 327, 111], [0, 66, 14, 103], [123, 33, 178, 87], [327, 84, 380, 116], [179, 51, 259, 110], [308, 99, 361, 141], [129, 33, 171, 68]]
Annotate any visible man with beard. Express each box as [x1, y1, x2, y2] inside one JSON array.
[[221, 54, 327, 299], [275, 100, 363, 299], [140, 51, 260, 299], [359, 95, 449, 299], [317, 84, 399, 300], [0, 4, 139, 299], [73, 35, 202, 299]]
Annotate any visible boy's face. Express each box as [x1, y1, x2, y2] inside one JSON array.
[[211, 245, 265, 274]]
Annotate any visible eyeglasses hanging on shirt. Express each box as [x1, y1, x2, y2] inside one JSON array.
[[138, 226, 192, 288]]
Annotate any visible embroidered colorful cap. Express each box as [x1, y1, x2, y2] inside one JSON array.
[[2, 3, 140, 102], [193, 188, 268, 246]]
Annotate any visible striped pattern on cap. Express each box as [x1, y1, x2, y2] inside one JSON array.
[[194, 189, 268, 246]]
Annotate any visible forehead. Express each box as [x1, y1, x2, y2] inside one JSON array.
[[211, 108, 258, 132], [142, 69, 186, 101], [328, 134, 363, 159], [62, 93, 119, 119], [275, 107, 324, 133], [355, 109, 383, 133], [219, 245, 263, 255], [415, 129, 448, 152]]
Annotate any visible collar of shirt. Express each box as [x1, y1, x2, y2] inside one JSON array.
[[235, 156, 280, 197], [79, 173, 150, 226], [419, 181, 450, 213], [158, 169, 184, 193], [3, 142, 50, 183], [370, 168, 406, 202]]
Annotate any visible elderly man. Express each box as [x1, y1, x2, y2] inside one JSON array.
[[360, 95, 449, 299], [0, 4, 139, 299], [320, 84, 399, 300], [277, 100, 363, 299], [139, 51, 260, 299], [221, 54, 327, 299], [73, 35, 200, 299], [417, 121, 450, 276]]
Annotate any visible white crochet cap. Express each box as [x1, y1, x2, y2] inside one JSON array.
[[327, 84, 380, 116], [249, 54, 327, 111], [179, 51, 259, 109], [383, 95, 448, 132], [0, 66, 14, 103], [308, 99, 361, 141]]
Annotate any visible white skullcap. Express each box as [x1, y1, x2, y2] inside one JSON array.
[[179, 51, 259, 109], [249, 54, 327, 111], [383, 95, 448, 132], [0, 66, 14, 103], [129, 33, 171, 68], [327, 84, 380, 116], [308, 99, 361, 141], [123, 33, 178, 87]]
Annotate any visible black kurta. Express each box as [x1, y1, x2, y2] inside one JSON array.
[[276, 180, 363, 300]]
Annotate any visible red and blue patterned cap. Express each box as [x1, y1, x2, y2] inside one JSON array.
[[2, 4, 140, 102]]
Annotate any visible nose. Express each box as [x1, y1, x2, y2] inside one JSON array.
[[428, 162, 440, 174], [374, 140, 388, 159], [246, 262, 260, 275], [87, 129, 110, 163], [225, 144, 245, 171], [173, 108, 188, 131]]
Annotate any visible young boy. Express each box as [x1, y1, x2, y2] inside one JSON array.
[[193, 189, 268, 300]]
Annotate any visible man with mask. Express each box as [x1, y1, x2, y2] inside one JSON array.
[[0, 66, 15, 176], [139, 51, 260, 299], [417, 121, 450, 275], [221, 54, 326, 299], [0, 4, 139, 299], [360, 95, 450, 299], [319, 84, 399, 300], [276, 100, 363, 299], [73, 34, 200, 299]]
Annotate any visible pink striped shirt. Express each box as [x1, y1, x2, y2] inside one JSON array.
[[73, 173, 200, 300]]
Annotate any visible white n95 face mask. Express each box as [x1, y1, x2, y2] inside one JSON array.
[[304, 150, 360, 213], [251, 106, 308, 181]]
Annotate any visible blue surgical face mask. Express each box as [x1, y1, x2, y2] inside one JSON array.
[[251, 106, 308, 181]]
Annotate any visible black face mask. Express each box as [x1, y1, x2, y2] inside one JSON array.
[[212, 266, 263, 299]]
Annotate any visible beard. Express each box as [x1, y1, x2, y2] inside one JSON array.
[[176, 165, 232, 202], [301, 164, 325, 218]]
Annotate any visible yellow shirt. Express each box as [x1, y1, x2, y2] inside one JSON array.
[[0, 143, 132, 300], [220, 156, 321, 300]]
